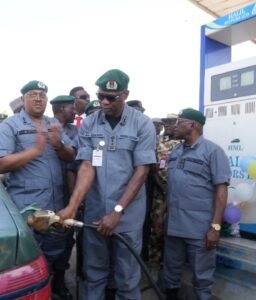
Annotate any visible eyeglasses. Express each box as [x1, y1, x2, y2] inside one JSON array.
[[26, 92, 47, 100], [97, 93, 121, 102], [175, 118, 194, 126]]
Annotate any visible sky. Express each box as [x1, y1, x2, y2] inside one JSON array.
[[0, 0, 255, 118]]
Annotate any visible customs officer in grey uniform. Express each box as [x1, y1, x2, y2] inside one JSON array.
[[0, 81, 75, 269], [50, 95, 78, 300], [161, 109, 230, 300], [50, 95, 78, 144], [50, 96, 79, 194], [58, 69, 156, 300]]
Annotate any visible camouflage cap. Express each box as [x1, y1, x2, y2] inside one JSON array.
[[20, 80, 48, 95], [95, 69, 129, 91], [161, 113, 178, 123]]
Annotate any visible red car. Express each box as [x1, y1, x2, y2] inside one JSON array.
[[0, 182, 50, 299]]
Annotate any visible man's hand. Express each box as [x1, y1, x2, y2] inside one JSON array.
[[204, 227, 220, 250], [49, 124, 63, 150], [34, 126, 48, 155], [57, 205, 77, 225], [93, 212, 122, 236]]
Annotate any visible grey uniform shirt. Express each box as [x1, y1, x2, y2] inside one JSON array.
[[62, 122, 79, 171], [166, 136, 230, 239], [0, 110, 72, 212], [76, 104, 156, 232]]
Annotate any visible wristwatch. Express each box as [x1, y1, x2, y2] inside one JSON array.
[[211, 223, 221, 231], [114, 204, 124, 214]]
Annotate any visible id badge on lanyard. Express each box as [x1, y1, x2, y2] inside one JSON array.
[[159, 155, 167, 169], [92, 140, 105, 167]]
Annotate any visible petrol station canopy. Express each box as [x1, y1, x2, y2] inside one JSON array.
[[189, 0, 255, 18], [189, 0, 256, 44]]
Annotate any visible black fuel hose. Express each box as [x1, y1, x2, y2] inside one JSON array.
[[83, 223, 165, 300]]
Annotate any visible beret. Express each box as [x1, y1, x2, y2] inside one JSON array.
[[95, 69, 129, 91], [9, 97, 23, 113], [84, 100, 101, 115], [127, 100, 145, 112], [178, 108, 206, 125], [0, 113, 8, 120], [20, 80, 48, 95], [50, 95, 75, 105]]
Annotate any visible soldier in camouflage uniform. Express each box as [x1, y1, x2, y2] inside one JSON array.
[[142, 118, 164, 262], [149, 114, 180, 263]]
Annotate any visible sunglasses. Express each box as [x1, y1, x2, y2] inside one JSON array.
[[97, 93, 121, 102], [79, 95, 90, 100]]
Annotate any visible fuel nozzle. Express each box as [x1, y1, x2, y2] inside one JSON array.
[[63, 219, 84, 227], [26, 209, 84, 232], [27, 210, 61, 231]]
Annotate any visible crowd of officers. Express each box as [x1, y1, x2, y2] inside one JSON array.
[[0, 69, 230, 300]]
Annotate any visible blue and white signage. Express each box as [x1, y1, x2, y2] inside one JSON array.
[[206, 3, 256, 31]]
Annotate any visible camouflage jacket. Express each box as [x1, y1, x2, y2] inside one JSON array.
[[156, 137, 180, 184]]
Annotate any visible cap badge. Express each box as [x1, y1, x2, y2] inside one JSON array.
[[93, 100, 100, 107], [37, 81, 46, 89], [106, 80, 118, 90]]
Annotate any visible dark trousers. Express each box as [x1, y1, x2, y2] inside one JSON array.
[[53, 228, 75, 271], [34, 228, 67, 271]]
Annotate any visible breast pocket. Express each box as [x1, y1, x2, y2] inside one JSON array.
[[90, 134, 105, 149], [16, 132, 36, 150], [117, 135, 138, 151], [167, 157, 178, 169], [184, 158, 204, 175]]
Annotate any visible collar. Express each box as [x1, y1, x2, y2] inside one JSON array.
[[20, 109, 50, 126], [99, 104, 128, 126], [76, 113, 86, 119], [182, 135, 204, 150]]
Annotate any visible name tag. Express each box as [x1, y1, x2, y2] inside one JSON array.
[[92, 149, 103, 167]]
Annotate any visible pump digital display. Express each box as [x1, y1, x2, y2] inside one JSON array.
[[211, 65, 256, 101], [241, 70, 254, 86], [220, 76, 231, 91]]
